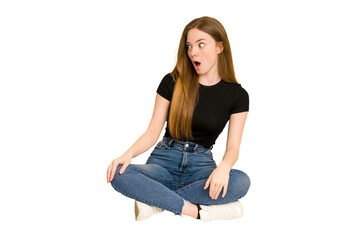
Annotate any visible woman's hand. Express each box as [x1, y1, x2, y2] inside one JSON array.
[[106, 153, 132, 183], [204, 164, 231, 199]]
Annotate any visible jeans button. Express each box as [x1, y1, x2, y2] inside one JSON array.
[[185, 143, 189, 148]]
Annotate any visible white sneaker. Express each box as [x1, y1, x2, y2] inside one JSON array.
[[199, 200, 244, 221], [134, 200, 164, 221]]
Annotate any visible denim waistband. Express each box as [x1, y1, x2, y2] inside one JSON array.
[[162, 136, 213, 153]]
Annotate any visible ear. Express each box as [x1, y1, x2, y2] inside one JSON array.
[[216, 41, 224, 54]]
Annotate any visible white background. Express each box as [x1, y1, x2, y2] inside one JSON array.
[[1, 0, 359, 239]]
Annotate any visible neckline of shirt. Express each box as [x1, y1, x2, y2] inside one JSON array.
[[199, 79, 224, 88]]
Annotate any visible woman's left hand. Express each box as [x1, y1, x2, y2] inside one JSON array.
[[204, 164, 231, 200]]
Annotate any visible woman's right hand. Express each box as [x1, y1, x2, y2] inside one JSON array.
[[106, 153, 132, 183]]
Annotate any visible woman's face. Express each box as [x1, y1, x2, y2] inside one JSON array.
[[186, 28, 223, 76]]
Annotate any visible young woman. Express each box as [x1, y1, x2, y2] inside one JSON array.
[[106, 16, 250, 221]]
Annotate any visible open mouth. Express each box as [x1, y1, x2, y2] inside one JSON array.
[[193, 61, 201, 69]]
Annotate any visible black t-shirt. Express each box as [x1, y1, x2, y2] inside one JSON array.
[[156, 73, 249, 148]]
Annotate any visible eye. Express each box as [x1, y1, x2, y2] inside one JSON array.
[[199, 43, 205, 48], [187, 45, 192, 49]]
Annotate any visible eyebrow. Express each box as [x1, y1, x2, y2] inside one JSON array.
[[186, 38, 206, 44]]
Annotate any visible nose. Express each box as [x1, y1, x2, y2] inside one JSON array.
[[189, 47, 198, 58]]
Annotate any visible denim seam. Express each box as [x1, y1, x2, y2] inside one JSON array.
[[174, 178, 207, 194], [135, 168, 176, 184], [155, 146, 171, 150], [181, 177, 208, 188]]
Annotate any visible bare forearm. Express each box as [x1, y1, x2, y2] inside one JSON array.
[[219, 148, 239, 171], [122, 131, 159, 159]]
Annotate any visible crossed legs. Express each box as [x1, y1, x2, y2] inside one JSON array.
[[110, 164, 250, 218]]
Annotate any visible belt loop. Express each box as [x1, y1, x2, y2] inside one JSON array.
[[194, 144, 198, 153], [168, 138, 174, 147]]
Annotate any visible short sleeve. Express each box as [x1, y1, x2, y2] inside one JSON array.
[[231, 85, 249, 114], [156, 73, 175, 101]]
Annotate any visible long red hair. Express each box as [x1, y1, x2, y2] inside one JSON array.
[[169, 16, 238, 140]]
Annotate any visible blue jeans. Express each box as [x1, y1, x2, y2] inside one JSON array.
[[111, 137, 250, 215]]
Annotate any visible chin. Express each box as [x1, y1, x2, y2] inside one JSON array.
[[196, 69, 205, 74]]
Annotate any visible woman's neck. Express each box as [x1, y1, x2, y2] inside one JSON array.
[[198, 72, 221, 86]]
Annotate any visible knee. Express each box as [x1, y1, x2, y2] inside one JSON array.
[[230, 170, 251, 197], [110, 164, 134, 190]]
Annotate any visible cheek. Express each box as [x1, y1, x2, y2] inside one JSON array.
[[202, 50, 211, 61], [204, 51, 218, 65]]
